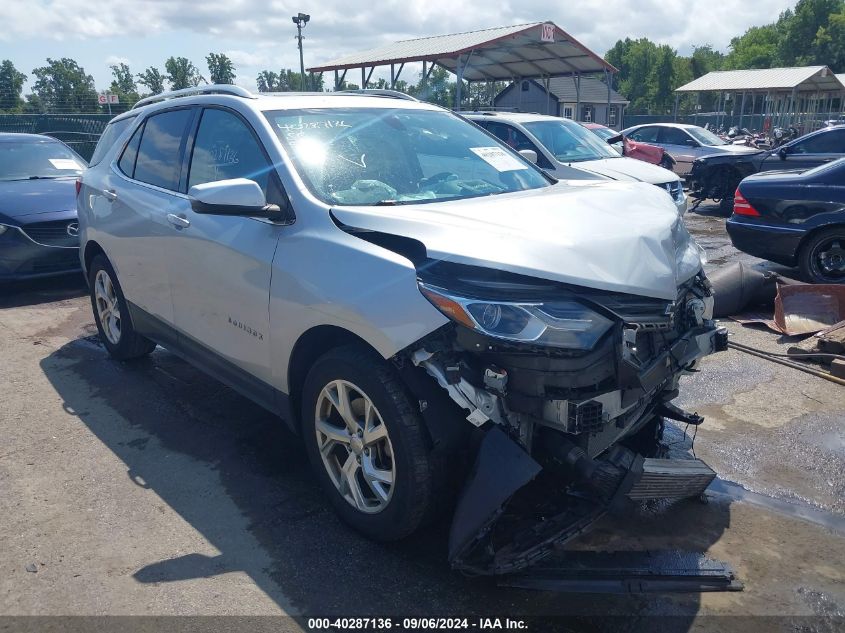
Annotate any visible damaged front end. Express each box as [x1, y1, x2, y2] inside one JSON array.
[[404, 262, 728, 575]]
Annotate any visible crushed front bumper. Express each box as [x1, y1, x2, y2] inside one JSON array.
[[448, 427, 717, 575], [430, 322, 727, 575]]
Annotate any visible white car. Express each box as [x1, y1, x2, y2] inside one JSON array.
[[467, 112, 687, 214]]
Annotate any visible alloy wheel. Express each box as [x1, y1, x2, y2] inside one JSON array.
[[314, 379, 395, 514], [814, 238, 845, 282], [94, 269, 122, 345]]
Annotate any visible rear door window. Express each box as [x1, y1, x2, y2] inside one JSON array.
[[628, 126, 659, 143], [132, 109, 194, 191], [90, 116, 136, 166], [792, 129, 845, 154], [658, 127, 691, 145]]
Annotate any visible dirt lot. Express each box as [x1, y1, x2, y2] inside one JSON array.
[[1, 208, 843, 629]]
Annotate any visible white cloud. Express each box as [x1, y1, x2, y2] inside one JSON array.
[[105, 55, 130, 66], [4, 0, 796, 54], [4, 0, 799, 91]]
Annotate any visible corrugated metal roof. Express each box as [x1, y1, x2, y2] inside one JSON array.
[[308, 22, 616, 81], [675, 66, 845, 92], [544, 76, 628, 103], [494, 77, 628, 105]]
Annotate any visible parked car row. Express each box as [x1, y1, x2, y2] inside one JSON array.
[[5, 85, 837, 573]]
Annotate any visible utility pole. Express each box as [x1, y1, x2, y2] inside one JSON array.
[[292, 12, 310, 91]]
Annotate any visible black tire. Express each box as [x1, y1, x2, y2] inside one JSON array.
[[798, 227, 845, 284], [88, 254, 156, 360], [301, 344, 435, 541]]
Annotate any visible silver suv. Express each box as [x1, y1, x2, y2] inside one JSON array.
[[78, 86, 726, 574]]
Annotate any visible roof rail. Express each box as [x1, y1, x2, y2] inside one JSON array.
[[337, 89, 419, 102], [132, 84, 255, 110]]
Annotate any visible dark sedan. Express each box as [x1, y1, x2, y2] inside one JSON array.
[[726, 158, 845, 283], [0, 134, 85, 282], [688, 125, 845, 210]]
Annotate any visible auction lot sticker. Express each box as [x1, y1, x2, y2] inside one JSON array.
[[469, 147, 528, 171]]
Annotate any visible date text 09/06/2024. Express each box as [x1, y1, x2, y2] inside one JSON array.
[[307, 617, 529, 630]]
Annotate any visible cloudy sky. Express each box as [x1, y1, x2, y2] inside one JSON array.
[[5, 0, 796, 93]]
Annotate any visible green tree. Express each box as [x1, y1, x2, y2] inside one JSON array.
[[0, 60, 27, 112], [813, 7, 845, 71], [256, 68, 323, 92], [206, 53, 235, 84], [108, 63, 139, 110], [137, 67, 166, 95], [652, 45, 677, 113], [779, 0, 844, 65], [30, 57, 98, 113], [165, 56, 202, 90], [723, 25, 781, 69], [414, 66, 453, 107], [256, 70, 280, 92], [689, 45, 724, 77]]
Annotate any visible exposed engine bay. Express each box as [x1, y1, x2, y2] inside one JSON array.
[[687, 151, 767, 211], [402, 261, 728, 575]]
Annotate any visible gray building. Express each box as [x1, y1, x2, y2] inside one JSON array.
[[494, 77, 629, 129]]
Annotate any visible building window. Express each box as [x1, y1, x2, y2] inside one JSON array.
[[521, 81, 529, 91], [609, 106, 617, 126], [562, 104, 574, 119], [582, 105, 593, 122]]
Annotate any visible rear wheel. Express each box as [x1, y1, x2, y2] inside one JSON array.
[[88, 255, 156, 360], [301, 345, 436, 541], [799, 227, 845, 284]]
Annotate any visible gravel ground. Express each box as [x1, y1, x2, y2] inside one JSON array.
[[0, 206, 843, 629]]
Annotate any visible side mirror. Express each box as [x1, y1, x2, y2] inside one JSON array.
[[188, 178, 292, 222], [684, 139, 699, 148], [518, 149, 538, 165], [778, 147, 789, 160]]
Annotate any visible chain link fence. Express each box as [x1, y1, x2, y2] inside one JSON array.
[[0, 113, 112, 161]]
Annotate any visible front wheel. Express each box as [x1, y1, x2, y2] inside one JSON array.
[[301, 345, 436, 541], [88, 255, 156, 360], [798, 228, 845, 284]]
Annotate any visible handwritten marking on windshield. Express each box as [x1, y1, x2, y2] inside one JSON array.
[[338, 154, 367, 169]]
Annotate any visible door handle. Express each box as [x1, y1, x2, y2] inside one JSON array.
[[167, 213, 191, 229], [102, 189, 117, 202]]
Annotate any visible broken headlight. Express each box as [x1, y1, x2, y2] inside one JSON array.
[[419, 282, 614, 350]]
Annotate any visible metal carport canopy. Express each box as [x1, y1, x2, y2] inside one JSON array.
[[675, 66, 845, 93], [307, 22, 617, 81]]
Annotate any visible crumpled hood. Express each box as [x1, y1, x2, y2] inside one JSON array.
[[332, 181, 703, 300], [569, 157, 678, 184], [0, 177, 77, 221]]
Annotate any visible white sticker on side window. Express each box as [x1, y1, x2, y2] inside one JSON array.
[[49, 158, 82, 170], [469, 146, 528, 172]]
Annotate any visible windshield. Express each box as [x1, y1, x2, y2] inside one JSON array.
[[266, 108, 549, 206], [0, 140, 85, 181], [522, 120, 620, 162], [590, 127, 617, 141], [687, 127, 727, 146]]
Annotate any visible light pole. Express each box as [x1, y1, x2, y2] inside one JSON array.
[[292, 12, 310, 91]]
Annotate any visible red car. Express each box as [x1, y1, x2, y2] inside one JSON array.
[[582, 123, 674, 170]]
